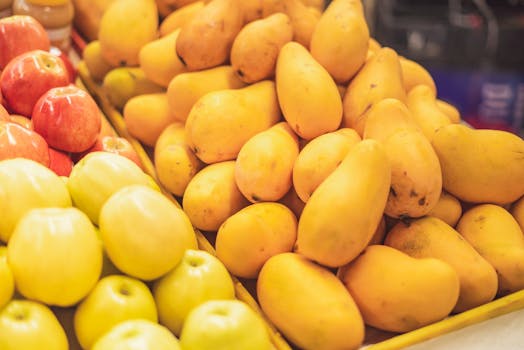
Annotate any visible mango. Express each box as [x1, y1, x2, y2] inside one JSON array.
[[156, 0, 202, 18], [185, 80, 281, 164], [310, 0, 369, 84], [428, 191, 463, 227], [431, 124, 524, 204], [457, 204, 524, 296], [235, 122, 299, 203], [159, 1, 205, 36], [399, 57, 437, 94], [385, 216, 498, 313], [215, 202, 297, 278], [257, 252, 364, 350], [292, 128, 361, 203], [368, 215, 386, 245], [436, 99, 461, 124], [511, 196, 524, 231], [230, 13, 293, 84], [278, 186, 305, 220], [276, 41, 342, 140], [338, 245, 460, 333], [182, 161, 250, 232], [295, 139, 391, 268], [83, 41, 114, 82]]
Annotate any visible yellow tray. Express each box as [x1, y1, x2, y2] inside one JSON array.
[[77, 61, 524, 350]]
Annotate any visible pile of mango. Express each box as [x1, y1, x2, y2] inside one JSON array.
[[80, 0, 524, 348]]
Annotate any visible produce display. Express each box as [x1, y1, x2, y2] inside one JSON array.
[[1, 0, 524, 349]]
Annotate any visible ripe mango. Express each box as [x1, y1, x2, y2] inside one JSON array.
[[83, 40, 114, 82], [399, 57, 437, 94], [278, 186, 305, 220], [158, 1, 205, 36], [406, 84, 451, 140], [436, 99, 461, 124], [257, 252, 364, 350], [511, 196, 524, 231], [428, 191, 463, 227]]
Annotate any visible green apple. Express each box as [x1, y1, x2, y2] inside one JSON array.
[[0, 299, 68, 350], [180, 299, 273, 350], [99, 184, 198, 281], [154, 249, 236, 336], [0, 246, 14, 308], [67, 151, 159, 225], [7, 207, 103, 307], [0, 158, 71, 242], [92, 319, 181, 350], [74, 275, 158, 349]]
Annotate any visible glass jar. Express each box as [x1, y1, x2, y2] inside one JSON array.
[[12, 0, 74, 52], [0, 0, 13, 18]]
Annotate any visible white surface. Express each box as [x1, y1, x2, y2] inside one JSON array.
[[405, 308, 524, 350]]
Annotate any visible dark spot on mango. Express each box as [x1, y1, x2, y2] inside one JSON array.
[[251, 194, 261, 202], [418, 197, 426, 206], [475, 215, 486, 222], [390, 187, 397, 197], [236, 69, 244, 77], [399, 214, 412, 225], [177, 52, 186, 66], [410, 190, 418, 198], [370, 83, 377, 89]]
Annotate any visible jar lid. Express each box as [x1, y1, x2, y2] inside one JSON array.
[[26, 0, 69, 6]]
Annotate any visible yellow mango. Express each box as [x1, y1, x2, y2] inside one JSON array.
[[385, 216, 498, 313], [167, 65, 246, 122], [235, 122, 299, 203], [99, 0, 159, 67], [338, 245, 460, 333], [365, 38, 381, 62], [428, 191, 463, 227], [182, 161, 250, 231], [511, 196, 524, 231], [342, 47, 406, 136], [406, 84, 452, 140], [159, 1, 205, 36], [295, 139, 391, 267], [123, 93, 177, 147], [292, 128, 361, 203], [310, 0, 369, 84], [156, 0, 203, 17], [399, 57, 437, 95], [176, 0, 244, 70], [457, 204, 524, 295], [154, 122, 204, 197], [300, 0, 324, 11], [257, 252, 364, 350], [185, 80, 281, 164], [431, 124, 524, 204], [436, 99, 461, 124], [138, 29, 187, 88], [276, 41, 342, 140], [230, 13, 293, 84], [240, 0, 264, 23], [279, 186, 305, 220], [83, 40, 114, 82], [215, 202, 297, 278], [364, 99, 442, 218]]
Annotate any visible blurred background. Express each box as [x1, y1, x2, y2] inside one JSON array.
[[354, 0, 524, 136]]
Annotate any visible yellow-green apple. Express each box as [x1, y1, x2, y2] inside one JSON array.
[[0, 299, 68, 350], [154, 249, 235, 336], [179, 300, 273, 350], [0, 15, 51, 70], [99, 184, 198, 281], [67, 151, 159, 224], [7, 207, 103, 306], [0, 158, 71, 242], [0, 246, 14, 308], [91, 319, 181, 350], [73, 135, 142, 169], [48, 147, 73, 177], [74, 274, 158, 349], [49, 46, 76, 83], [6, 114, 33, 130], [0, 120, 50, 165], [32, 85, 101, 153], [0, 49, 69, 116]]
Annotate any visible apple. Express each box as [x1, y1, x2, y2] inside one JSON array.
[[7, 114, 33, 129], [48, 147, 73, 177], [0, 246, 14, 308], [0, 49, 69, 116], [0, 300, 68, 350], [0, 120, 50, 165], [74, 135, 142, 169], [49, 46, 76, 83], [7, 207, 103, 306], [154, 249, 236, 336], [0, 15, 51, 70], [0, 158, 71, 242], [91, 319, 181, 350], [179, 300, 273, 350], [67, 151, 159, 225], [99, 184, 198, 281], [74, 275, 158, 350], [32, 84, 101, 153]]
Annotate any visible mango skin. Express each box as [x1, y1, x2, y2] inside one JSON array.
[[456, 204, 524, 296], [338, 245, 460, 333], [385, 216, 498, 313], [257, 252, 364, 350], [428, 191, 463, 227], [431, 124, 524, 205]]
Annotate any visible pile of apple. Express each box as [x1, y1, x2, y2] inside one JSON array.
[[0, 15, 143, 175]]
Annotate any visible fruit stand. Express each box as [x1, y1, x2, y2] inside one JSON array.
[[1, 1, 524, 350]]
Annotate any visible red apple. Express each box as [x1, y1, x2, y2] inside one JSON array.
[[32, 84, 102, 153], [0, 50, 69, 117], [8, 114, 33, 130], [74, 135, 143, 169], [49, 46, 76, 83], [0, 15, 51, 70], [0, 120, 50, 166], [48, 147, 73, 177]]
